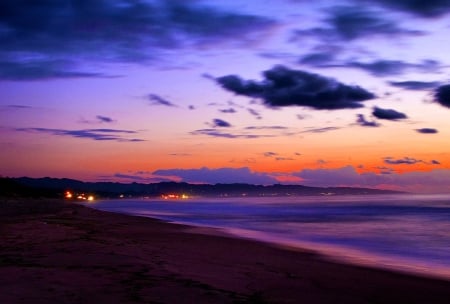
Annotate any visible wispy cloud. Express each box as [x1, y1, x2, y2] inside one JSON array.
[[219, 108, 237, 113], [5, 105, 33, 109], [263, 152, 278, 157], [96, 115, 115, 123], [301, 127, 340, 133], [388, 80, 440, 90], [190, 128, 274, 139], [356, 114, 380, 127], [245, 126, 288, 130], [211, 118, 232, 128], [247, 108, 262, 119], [113, 173, 173, 183], [15, 128, 145, 142], [383, 156, 422, 165], [148, 94, 177, 107], [342, 59, 440, 77], [275, 157, 294, 161], [383, 156, 440, 165]]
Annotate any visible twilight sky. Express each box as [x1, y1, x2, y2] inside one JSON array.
[[2, 0, 450, 193]]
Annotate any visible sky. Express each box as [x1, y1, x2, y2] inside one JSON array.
[[1, 0, 450, 193]]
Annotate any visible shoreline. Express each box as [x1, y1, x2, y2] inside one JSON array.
[[2, 198, 450, 303], [89, 197, 450, 282]]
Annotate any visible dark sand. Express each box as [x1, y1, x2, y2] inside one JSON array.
[[1, 199, 450, 303]]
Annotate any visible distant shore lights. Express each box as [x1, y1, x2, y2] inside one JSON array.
[[65, 191, 94, 201], [161, 193, 190, 200]]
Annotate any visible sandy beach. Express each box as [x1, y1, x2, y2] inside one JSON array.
[[1, 199, 450, 304]]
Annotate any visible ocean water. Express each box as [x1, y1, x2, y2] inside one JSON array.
[[86, 194, 450, 279]]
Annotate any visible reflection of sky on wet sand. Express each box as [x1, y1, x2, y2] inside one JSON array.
[[89, 194, 450, 279]]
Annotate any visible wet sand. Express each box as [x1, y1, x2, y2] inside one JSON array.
[[1, 198, 450, 303]]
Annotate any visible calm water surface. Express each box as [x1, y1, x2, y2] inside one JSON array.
[[86, 194, 450, 279]]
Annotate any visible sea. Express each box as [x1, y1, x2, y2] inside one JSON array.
[[85, 194, 450, 280]]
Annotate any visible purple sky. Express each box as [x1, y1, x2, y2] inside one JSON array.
[[1, 0, 450, 192]]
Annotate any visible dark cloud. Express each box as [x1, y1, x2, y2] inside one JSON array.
[[372, 107, 407, 120], [345, 59, 440, 76], [96, 115, 114, 123], [363, 0, 450, 17], [388, 81, 440, 90], [148, 94, 177, 107], [302, 127, 340, 133], [295, 6, 422, 42], [215, 65, 375, 110], [219, 108, 237, 114], [433, 84, 450, 108], [416, 128, 438, 134], [356, 114, 380, 127], [212, 118, 232, 128], [0, 0, 276, 80], [153, 167, 278, 185], [431, 160, 441, 165], [15, 127, 144, 142], [383, 157, 422, 165], [188, 105, 195, 110]]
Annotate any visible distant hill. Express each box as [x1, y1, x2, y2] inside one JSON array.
[[3, 177, 404, 198], [0, 177, 58, 198]]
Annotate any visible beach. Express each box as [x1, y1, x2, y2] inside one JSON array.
[[1, 199, 450, 304]]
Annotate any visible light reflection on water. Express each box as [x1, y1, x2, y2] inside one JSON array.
[[88, 194, 450, 279]]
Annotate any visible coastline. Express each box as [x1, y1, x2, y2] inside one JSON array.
[[1, 199, 450, 303]]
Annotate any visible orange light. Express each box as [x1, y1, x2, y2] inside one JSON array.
[[65, 191, 73, 199], [87, 195, 94, 201]]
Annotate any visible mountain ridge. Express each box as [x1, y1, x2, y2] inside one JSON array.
[[1, 177, 405, 198]]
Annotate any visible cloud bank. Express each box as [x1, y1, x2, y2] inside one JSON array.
[[0, 0, 276, 80], [294, 165, 450, 193], [152, 165, 450, 193], [153, 167, 278, 184]]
